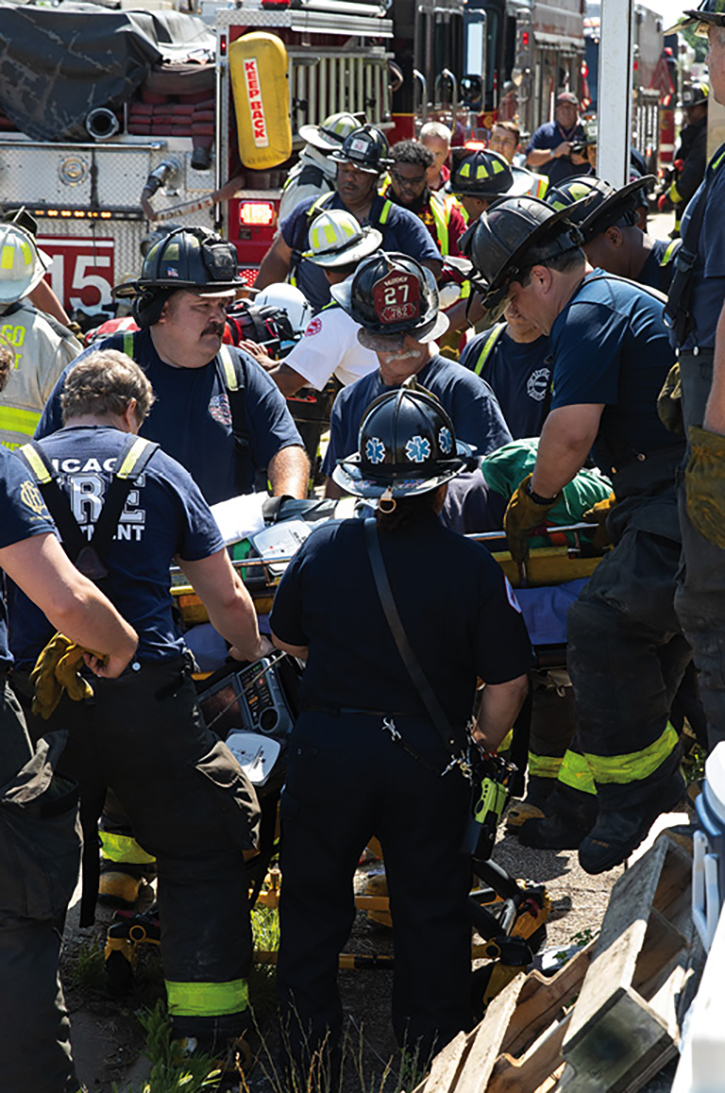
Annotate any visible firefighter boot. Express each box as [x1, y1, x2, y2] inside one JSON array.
[[98, 862, 156, 907], [578, 769, 686, 874], [517, 782, 598, 850]]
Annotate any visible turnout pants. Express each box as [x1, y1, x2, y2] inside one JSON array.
[[16, 658, 259, 1042], [277, 711, 472, 1065], [675, 348, 725, 752], [563, 453, 690, 811], [0, 679, 81, 1093]]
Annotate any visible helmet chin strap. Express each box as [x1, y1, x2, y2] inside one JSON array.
[[378, 487, 397, 513]]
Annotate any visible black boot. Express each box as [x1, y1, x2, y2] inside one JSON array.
[[517, 782, 599, 850]]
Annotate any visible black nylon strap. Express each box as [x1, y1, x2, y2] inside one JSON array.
[[364, 518, 460, 757]]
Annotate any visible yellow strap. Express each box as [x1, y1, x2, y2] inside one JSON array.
[[557, 748, 597, 795], [1, 406, 43, 441], [660, 240, 679, 267], [219, 344, 238, 391], [115, 436, 153, 480], [429, 192, 450, 256], [166, 978, 249, 1018], [17, 439, 52, 482], [123, 331, 135, 360], [528, 753, 563, 779], [99, 831, 156, 865], [584, 723, 679, 785], [473, 323, 506, 377], [378, 199, 393, 226]]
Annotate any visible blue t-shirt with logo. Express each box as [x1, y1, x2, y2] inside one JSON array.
[[459, 328, 552, 439], [683, 151, 725, 350], [35, 329, 303, 505], [8, 425, 224, 667], [321, 353, 512, 477], [549, 271, 684, 474], [280, 192, 443, 312], [0, 446, 56, 668]]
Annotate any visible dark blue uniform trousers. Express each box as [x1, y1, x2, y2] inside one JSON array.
[[277, 711, 472, 1064]]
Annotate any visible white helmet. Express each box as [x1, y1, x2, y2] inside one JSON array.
[[303, 209, 382, 268], [253, 283, 313, 338], [0, 223, 48, 304]]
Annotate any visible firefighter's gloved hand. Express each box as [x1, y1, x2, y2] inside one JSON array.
[[30, 633, 103, 720], [658, 361, 684, 435], [685, 426, 725, 549], [582, 492, 616, 550], [504, 474, 561, 565]]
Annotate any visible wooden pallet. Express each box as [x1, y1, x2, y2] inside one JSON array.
[[561, 831, 703, 1092], [412, 943, 594, 1093]]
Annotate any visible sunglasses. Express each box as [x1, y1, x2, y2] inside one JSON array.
[[390, 170, 427, 187]]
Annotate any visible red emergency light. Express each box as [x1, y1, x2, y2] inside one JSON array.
[[521, 31, 530, 46], [261, 0, 290, 8], [239, 201, 276, 227]]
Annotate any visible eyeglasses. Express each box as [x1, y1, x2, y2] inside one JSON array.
[[390, 170, 427, 187]]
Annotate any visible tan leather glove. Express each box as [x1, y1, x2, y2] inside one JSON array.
[[657, 362, 684, 436], [685, 425, 725, 549], [504, 474, 561, 565], [582, 492, 616, 550], [30, 633, 104, 720]]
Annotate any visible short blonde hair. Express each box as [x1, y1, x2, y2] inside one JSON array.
[[61, 350, 156, 424]]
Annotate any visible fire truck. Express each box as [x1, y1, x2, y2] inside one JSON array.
[[0, 0, 394, 319]]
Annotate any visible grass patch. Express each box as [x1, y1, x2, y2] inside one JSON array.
[[113, 1002, 224, 1093]]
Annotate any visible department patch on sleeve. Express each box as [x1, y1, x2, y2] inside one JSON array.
[[20, 479, 49, 519], [304, 317, 322, 338], [504, 576, 523, 614]]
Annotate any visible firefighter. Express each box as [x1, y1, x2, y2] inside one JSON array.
[[382, 140, 467, 257], [448, 148, 519, 224], [10, 349, 270, 1061], [270, 381, 531, 1071], [663, 0, 725, 758], [250, 209, 380, 397], [255, 125, 443, 311], [0, 345, 138, 1093], [546, 175, 680, 293], [320, 251, 511, 500], [467, 197, 688, 871], [35, 227, 309, 506], [658, 83, 709, 234], [278, 111, 360, 222], [0, 222, 81, 448]]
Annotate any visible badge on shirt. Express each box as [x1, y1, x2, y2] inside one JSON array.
[[208, 392, 233, 427]]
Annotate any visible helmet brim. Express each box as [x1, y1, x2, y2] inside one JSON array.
[[356, 310, 449, 351], [579, 175, 655, 241], [329, 149, 392, 173], [665, 9, 723, 32], [305, 227, 383, 267], [332, 276, 448, 344], [332, 438, 476, 498], [112, 281, 241, 300], [298, 124, 347, 152]]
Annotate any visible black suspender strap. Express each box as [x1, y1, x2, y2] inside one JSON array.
[[18, 435, 159, 580], [216, 344, 253, 493], [364, 518, 469, 776]]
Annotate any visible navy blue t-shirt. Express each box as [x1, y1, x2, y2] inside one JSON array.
[[683, 149, 725, 350], [8, 426, 224, 666], [0, 447, 56, 668], [638, 238, 678, 296], [459, 328, 551, 439], [281, 192, 442, 312], [35, 330, 303, 505], [525, 120, 586, 185], [549, 271, 684, 474], [270, 512, 533, 726], [322, 354, 512, 477]]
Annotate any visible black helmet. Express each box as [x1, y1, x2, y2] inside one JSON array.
[[331, 251, 449, 348], [666, 0, 725, 33], [546, 174, 654, 242], [332, 377, 477, 500], [679, 82, 709, 107], [113, 227, 243, 328], [448, 147, 514, 199], [329, 124, 393, 174], [460, 195, 585, 326]]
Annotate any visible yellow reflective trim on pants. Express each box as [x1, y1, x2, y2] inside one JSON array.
[[528, 753, 563, 779], [558, 749, 596, 795], [166, 978, 249, 1018], [584, 723, 679, 785], [100, 831, 156, 864], [0, 405, 42, 439], [498, 728, 513, 753]]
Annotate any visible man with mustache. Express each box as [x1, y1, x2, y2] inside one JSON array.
[[256, 125, 443, 312], [36, 227, 309, 506]]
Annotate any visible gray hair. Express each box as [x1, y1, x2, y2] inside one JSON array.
[[420, 121, 452, 146], [61, 350, 156, 424]]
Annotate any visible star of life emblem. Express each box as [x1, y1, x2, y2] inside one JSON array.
[[405, 436, 431, 463], [438, 427, 453, 454], [366, 437, 386, 464]]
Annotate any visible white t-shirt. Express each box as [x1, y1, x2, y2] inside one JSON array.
[[285, 302, 378, 390]]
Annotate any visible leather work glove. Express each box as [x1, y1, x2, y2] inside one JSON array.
[[657, 361, 684, 436], [504, 474, 561, 565], [582, 492, 616, 550], [685, 426, 725, 550], [30, 633, 105, 720]]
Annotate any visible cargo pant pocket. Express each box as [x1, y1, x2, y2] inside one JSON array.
[[194, 738, 261, 852], [0, 776, 81, 922]]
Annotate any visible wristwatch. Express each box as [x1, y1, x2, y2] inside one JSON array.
[[526, 480, 558, 505]]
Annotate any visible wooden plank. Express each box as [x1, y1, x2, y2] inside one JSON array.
[[412, 1031, 470, 1093]]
